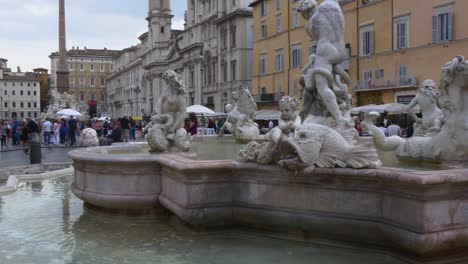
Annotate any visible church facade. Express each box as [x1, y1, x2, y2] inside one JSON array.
[[107, 0, 253, 117]]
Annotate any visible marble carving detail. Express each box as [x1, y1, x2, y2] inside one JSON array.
[[145, 70, 191, 152], [238, 0, 381, 171], [218, 86, 261, 142], [41, 88, 86, 118], [363, 56, 468, 163]]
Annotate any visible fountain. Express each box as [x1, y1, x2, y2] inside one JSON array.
[[66, 0, 468, 262]]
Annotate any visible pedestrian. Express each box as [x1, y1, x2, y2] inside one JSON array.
[[42, 118, 52, 145], [52, 120, 60, 145], [0, 120, 7, 148], [107, 121, 122, 145], [68, 116, 77, 146], [354, 118, 363, 136], [60, 118, 68, 145], [93, 120, 102, 138], [129, 117, 136, 141], [103, 118, 110, 136], [387, 120, 402, 137], [25, 117, 39, 143], [120, 115, 130, 142], [20, 119, 29, 149], [81, 122, 99, 147], [188, 112, 198, 135]]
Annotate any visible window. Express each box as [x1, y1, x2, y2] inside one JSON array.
[[259, 55, 267, 75], [230, 25, 236, 48], [221, 28, 227, 49], [20, 90, 24, 95], [80, 64, 84, 70], [90, 77, 95, 86], [292, 45, 302, 68], [90, 64, 94, 71], [80, 78, 84, 87], [34, 91, 37, 96], [27, 83, 30, 87], [394, 16, 409, 50], [33, 83, 36, 87], [260, 24, 267, 38], [222, 61, 228, 82], [20, 83, 23, 87], [260, 1, 266, 17], [360, 25, 374, 56], [276, 0, 281, 10], [28, 91, 30, 96], [101, 78, 105, 86], [398, 65, 408, 86], [4, 102, 7, 108], [212, 62, 217, 84], [12, 102, 16, 108], [69, 63, 74, 71], [275, 51, 284, 72], [293, 13, 299, 28], [34, 102, 37, 108], [20, 102, 24, 108], [230, 60, 237, 81], [80, 93, 85, 101], [28, 102, 31, 108], [364, 69, 372, 89], [375, 69, 384, 79], [100, 64, 104, 72], [70, 77, 74, 86], [432, 9, 454, 42], [276, 15, 281, 33], [161, 26, 165, 33], [3, 90, 6, 96], [12, 91, 15, 95]]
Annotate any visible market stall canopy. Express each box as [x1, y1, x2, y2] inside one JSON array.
[[56, 108, 83, 117], [186, 105, 215, 115], [351, 103, 420, 115]]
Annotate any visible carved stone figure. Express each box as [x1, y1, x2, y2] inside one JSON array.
[[407, 79, 444, 136], [238, 0, 381, 171], [218, 86, 260, 142], [41, 88, 86, 119], [146, 70, 191, 152], [298, 0, 352, 127], [362, 56, 468, 163]]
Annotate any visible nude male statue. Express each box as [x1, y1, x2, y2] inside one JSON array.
[[297, 0, 348, 125]]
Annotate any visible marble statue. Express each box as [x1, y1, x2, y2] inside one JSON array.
[[218, 86, 261, 142], [407, 79, 444, 136], [238, 0, 380, 171], [146, 70, 191, 152], [362, 56, 468, 163], [298, 0, 353, 128], [41, 88, 86, 119]]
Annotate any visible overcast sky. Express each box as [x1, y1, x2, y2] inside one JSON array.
[[0, 0, 187, 72]]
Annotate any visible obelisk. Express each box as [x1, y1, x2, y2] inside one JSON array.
[[56, 0, 69, 93]]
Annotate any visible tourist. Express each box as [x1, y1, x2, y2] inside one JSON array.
[[129, 117, 136, 141], [103, 118, 110, 136], [42, 118, 52, 145], [379, 123, 388, 137], [387, 121, 402, 137], [188, 112, 198, 135], [20, 120, 29, 148], [25, 117, 39, 143], [354, 118, 363, 136], [59, 118, 68, 145], [120, 115, 130, 142], [81, 122, 99, 147], [52, 120, 60, 145], [12, 119, 20, 145], [16, 120, 24, 147], [0, 120, 7, 148], [93, 120, 102, 138], [68, 116, 77, 146], [107, 121, 122, 145]]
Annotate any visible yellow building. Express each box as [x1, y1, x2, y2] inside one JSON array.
[[50, 47, 119, 116], [250, 0, 468, 109]]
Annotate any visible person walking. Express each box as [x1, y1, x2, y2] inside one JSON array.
[[387, 121, 402, 137], [59, 118, 68, 145], [25, 117, 39, 143], [129, 117, 136, 141], [0, 120, 7, 149], [120, 115, 130, 142], [42, 118, 52, 145], [68, 116, 77, 146], [52, 120, 60, 145]]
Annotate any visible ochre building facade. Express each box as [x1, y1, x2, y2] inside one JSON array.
[[250, 0, 468, 109]]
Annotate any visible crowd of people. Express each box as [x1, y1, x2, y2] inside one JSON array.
[[354, 117, 414, 138]]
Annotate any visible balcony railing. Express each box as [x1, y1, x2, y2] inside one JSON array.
[[355, 77, 418, 91]]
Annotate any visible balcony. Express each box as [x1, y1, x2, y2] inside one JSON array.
[[254, 93, 281, 103], [355, 77, 418, 92]]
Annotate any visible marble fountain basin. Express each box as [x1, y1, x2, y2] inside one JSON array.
[[69, 138, 468, 260]]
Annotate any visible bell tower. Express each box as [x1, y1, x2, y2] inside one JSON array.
[[147, 0, 173, 48]]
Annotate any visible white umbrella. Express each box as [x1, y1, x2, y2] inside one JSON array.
[[56, 108, 83, 117], [186, 105, 215, 114], [98, 116, 110, 121]]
